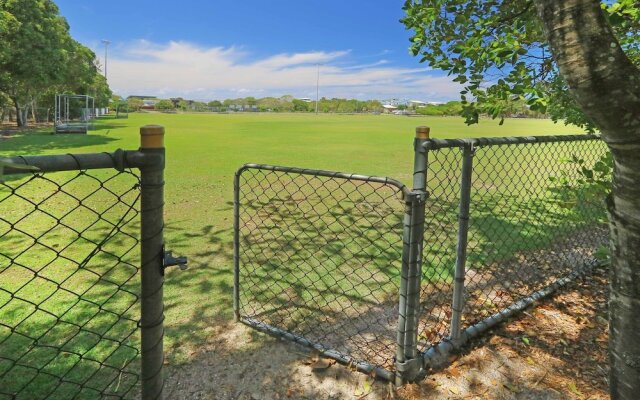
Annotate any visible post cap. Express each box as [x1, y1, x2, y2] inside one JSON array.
[[415, 126, 431, 140], [140, 125, 165, 149]]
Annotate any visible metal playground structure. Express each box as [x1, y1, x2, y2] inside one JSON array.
[[54, 94, 95, 134]]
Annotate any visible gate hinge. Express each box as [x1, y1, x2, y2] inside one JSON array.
[[405, 190, 429, 204], [162, 246, 188, 275]]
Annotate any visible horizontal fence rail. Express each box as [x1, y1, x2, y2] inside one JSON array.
[[0, 125, 168, 399], [234, 130, 611, 384]]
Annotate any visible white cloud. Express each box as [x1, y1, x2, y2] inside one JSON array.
[[254, 51, 349, 69], [104, 41, 461, 101]]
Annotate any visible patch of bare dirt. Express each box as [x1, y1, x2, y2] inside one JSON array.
[[165, 264, 609, 399], [1, 122, 52, 137]]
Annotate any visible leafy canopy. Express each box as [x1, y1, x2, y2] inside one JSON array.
[[0, 0, 111, 110], [401, 0, 640, 130]]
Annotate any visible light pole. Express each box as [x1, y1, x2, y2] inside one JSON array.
[[101, 39, 111, 80], [315, 63, 321, 114]]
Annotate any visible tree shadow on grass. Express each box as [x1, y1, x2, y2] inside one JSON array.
[[0, 116, 129, 155], [0, 131, 119, 155], [161, 266, 610, 399], [0, 147, 611, 399]]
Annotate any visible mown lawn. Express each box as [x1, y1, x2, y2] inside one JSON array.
[[1, 112, 603, 398]]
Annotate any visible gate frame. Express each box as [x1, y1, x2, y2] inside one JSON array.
[[233, 163, 409, 381]]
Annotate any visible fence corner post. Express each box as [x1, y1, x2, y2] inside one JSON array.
[[395, 126, 430, 385], [139, 124, 166, 400]]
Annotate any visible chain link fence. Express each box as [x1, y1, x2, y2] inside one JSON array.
[[234, 132, 611, 383], [1, 126, 171, 399], [1, 168, 141, 399], [417, 136, 609, 372]]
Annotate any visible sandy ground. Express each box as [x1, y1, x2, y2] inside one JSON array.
[[164, 264, 609, 400]]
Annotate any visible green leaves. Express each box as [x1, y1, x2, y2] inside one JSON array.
[[402, 0, 547, 124], [548, 151, 612, 215], [401, 0, 637, 128], [0, 0, 110, 116], [595, 245, 611, 264]]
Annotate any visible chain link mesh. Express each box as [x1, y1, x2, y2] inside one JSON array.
[[0, 167, 141, 399], [235, 137, 610, 379], [236, 166, 406, 372], [417, 138, 610, 352]]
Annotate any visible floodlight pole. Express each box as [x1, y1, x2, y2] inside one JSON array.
[[315, 63, 321, 115], [101, 39, 111, 80]]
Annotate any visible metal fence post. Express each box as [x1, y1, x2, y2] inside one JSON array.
[[139, 125, 166, 399], [233, 169, 241, 322], [395, 126, 430, 384], [449, 143, 474, 345]]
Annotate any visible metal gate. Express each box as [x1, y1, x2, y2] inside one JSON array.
[[234, 164, 409, 380]]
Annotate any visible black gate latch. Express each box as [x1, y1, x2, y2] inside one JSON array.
[[162, 247, 188, 275]]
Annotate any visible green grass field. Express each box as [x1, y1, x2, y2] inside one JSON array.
[[1, 112, 604, 398]]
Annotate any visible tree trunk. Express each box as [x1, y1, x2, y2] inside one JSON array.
[[30, 100, 36, 122], [13, 98, 23, 127], [534, 0, 640, 398], [20, 106, 29, 128]]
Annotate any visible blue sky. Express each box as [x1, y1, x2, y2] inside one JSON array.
[[56, 1, 460, 102]]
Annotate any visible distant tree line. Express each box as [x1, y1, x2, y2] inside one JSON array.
[[414, 100, 547, 118], [122, 95, 386, 114], [121, 95, 548, 119], [0, 0, 111, 127]]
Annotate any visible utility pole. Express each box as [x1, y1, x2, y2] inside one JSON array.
[[315, 63, 321, 114], [101, 39, 111, 80]]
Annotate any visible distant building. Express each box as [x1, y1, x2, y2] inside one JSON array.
[[409, 100, 428, 108], [298, 98, 313, 103], [382, 104, 398, 113]]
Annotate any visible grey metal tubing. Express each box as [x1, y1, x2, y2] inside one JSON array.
[[240, 317, 395, 381], [395, 198, 413, 385], [233, 169, 241, 321], [395, 137, 429, 385], [406, 139, 428, 360], [419, 260, 601, 376], [139, 147, 166, 400], [237, 163, 410, 196], [422, 134, 601, 150], [449, 144, 474, 343], [62, 94, 93, 100], [0, 150, 156, 174], [412, 138, 428, 190], [403, 198, 425, 359]]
